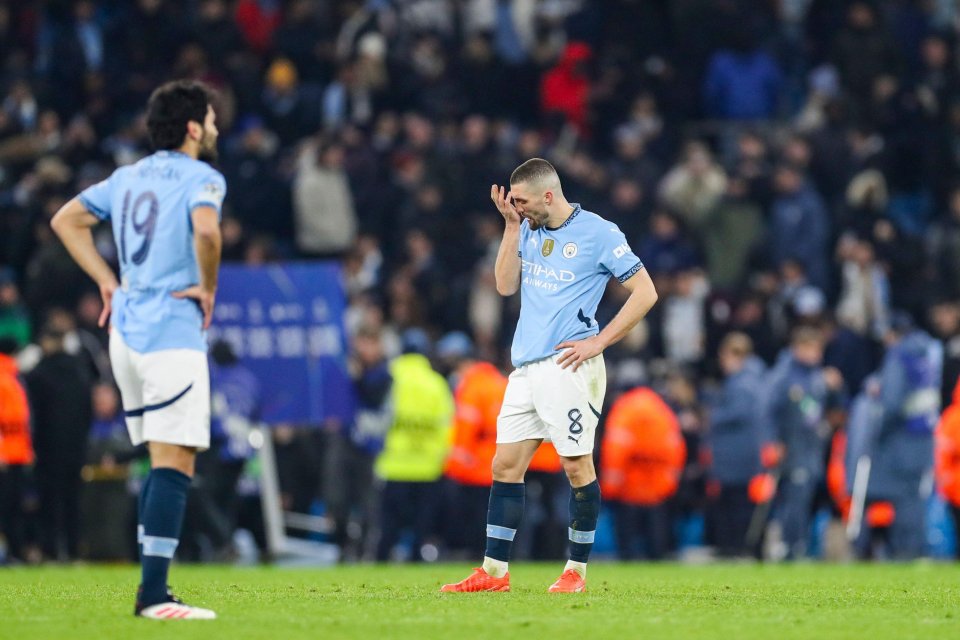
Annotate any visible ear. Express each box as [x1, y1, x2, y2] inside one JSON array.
[[186, 120, 204, 142], [544, 190, 554, 205]]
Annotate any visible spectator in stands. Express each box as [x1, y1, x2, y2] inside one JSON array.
[[293, 135, 358, 259], [540, 42, 593, 136], [0, 269, 30, 349], [769, 164, 831, 292], [659, 142, 728, 231], [704, 25, 783, 120]]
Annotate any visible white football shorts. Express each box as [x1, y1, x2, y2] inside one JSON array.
[[497, 352, 606, 457], [109, 330, 211, 450]]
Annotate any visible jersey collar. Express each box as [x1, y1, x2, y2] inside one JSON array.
[[545, 203, 581, 231]]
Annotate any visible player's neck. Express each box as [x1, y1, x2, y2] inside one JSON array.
[[545, 199, 575, 229], [176, 142, 200, 160]]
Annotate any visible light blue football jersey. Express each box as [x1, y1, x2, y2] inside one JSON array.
[[512, 204, 644, 367], [78, 150, 226, 353]]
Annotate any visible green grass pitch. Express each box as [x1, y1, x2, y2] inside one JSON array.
[[2, 563, 959, 639]]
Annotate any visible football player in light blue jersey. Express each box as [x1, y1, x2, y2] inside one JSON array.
[[443, 158, 657, 594], [51, 81, 222, 620]]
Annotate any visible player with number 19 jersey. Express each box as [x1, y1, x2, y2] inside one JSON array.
[[78, 150, 226, 353]]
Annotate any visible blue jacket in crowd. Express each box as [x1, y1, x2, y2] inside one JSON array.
[[348, 361, 393, 456], [763, 351, 843, 476], [707, 356, 767, 486], [769, 184, 830, 291], [871, 330, 943, 498], [703, 49, 783, 120]]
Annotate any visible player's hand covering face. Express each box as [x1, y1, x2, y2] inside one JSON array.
[[505, 183, 547, 230], [491, 184, 523, 226]]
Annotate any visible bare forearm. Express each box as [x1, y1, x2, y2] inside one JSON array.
[[596, 281, 657, 350], [51, 208, 116, 288], [194, 231, 221, 292], [495, 223, 521, 296]]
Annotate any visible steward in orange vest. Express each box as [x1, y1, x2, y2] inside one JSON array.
[[601, 387, 685, 559], [935, 376, 960, 558], [0, 347, 33, 465], [0, 338, 34, 562]]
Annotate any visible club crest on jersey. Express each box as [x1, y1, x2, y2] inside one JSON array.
[[563, 242, 578, 258], [541, 239, 555, 257], [199, 181, 225, 208]]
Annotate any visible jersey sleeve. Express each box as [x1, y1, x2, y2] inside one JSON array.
[[597, 222, 644, 283], [77, 172, 116, 220], [517, 221, 527, 257], [187, 169, 227, 218]]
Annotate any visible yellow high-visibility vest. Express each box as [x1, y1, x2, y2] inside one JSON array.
[[375, 354, 453, 482]]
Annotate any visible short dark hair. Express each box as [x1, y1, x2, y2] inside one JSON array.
[[510, 157, 559, 186], [146, 80, 214, 151]]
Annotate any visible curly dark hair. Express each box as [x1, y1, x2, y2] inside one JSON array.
[[145, 80, 214, 151]]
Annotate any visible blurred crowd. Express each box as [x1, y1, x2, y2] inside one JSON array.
[[4, 0, 960, 563]]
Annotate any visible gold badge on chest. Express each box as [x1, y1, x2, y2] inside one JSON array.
[[541, 238, 555, 257]]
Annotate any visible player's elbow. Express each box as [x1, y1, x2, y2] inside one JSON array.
[[49, 211, 65, 236], [496, 279, 519, 297], [50, 205, 74, 238], [193, 224, 221, 245]]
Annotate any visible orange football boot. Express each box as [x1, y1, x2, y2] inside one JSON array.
[[547, 569, 586, 593], [440, 567, 510, 592]]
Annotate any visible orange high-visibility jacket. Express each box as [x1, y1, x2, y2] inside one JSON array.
[[600, 387, 686, 506], [528, 439, 562, 473], [827, 430, 851, 520], [443, 361, 561, 484], [444, 362, 506, 486], [0, 353, 34, 465], [935, 377, 960, 506]]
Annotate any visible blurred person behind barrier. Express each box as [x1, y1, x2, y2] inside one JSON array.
[[25, 323, 92, 561], [705, 333, 766, 557], [865, 313, 942, 559], [325, 325, 392, 561], [762, 325, 845, 559]]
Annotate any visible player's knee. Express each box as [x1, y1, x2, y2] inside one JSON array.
[[560, 455, 595, 487], [149, 442, 197, 477], [491, 454, 523, 483]]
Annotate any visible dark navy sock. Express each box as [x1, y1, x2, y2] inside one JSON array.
[[568, 479, 601, 563], [484, 481, 525, 562], [137, 472, 153, 558], [140, 468, 191, 605]]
